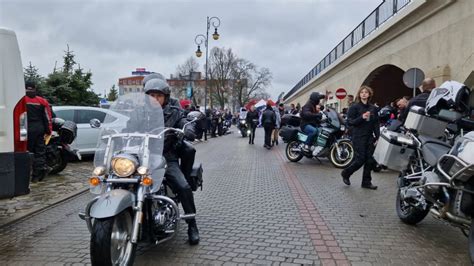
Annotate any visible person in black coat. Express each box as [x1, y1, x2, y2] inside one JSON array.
[[341, 85, 380, 190], [300, 92, 325, 151], [261, 102, 276, 149], [246, 105, 259, 144], [399, 78, 436, 122], [141, 79, 200, 245]]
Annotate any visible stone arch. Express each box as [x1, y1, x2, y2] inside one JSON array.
[[361, 64, 415, 106]]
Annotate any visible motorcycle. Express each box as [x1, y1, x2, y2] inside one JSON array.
[[78, 93, 203, 266], [395, 117, 474, 262], [391, 81, 474, 262], [238, 119, 250, 137], [279, 108, 354, 168], [45, 117, 79, 174], [221, 119, 231, 135]]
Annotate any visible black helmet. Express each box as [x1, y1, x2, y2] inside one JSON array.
[[142, 73, 166, 86], [310, 92, 324, 104], [144, 79, 170, 95]]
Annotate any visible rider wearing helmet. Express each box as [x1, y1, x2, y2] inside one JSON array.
[[143, 78, 200, 245], [300, 92, 325, 151]]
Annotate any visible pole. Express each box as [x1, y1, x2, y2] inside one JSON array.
[[413, 68, 417, 97], [204, 16, 209, 113]]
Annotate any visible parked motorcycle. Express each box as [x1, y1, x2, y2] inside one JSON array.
[[279, 108, 354, 168], [78, 93, 203, 266], [221, 119, 231, 135], [385, 81, 474, 262], [395, 121, 474, 262], [45, 117, 79, 174]]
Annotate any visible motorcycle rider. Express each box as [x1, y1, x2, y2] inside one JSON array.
[[143, 78, 200, 245], [246, 105, 259, 144], [300, 92, 325, 152], [24, 81, 53, 183]]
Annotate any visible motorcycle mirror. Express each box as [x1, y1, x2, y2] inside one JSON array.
[[90, 118, 101, 128]]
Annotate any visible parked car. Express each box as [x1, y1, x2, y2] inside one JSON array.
[[52, 106, 129, 155]]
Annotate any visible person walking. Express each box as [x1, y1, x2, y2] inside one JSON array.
[[261, 102, 276, 149], [341, 85, 379, 190], [246, 105, 259, 144], [24, 81, 53, 183], [272, 103, 284, 146]]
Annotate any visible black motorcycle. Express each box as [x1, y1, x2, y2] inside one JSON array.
[[279, 108, 354, 168], [238, 118, 250, 137], [45, 117, 79, 174]]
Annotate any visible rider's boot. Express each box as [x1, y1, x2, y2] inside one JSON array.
[[188, 219, 200, 245]]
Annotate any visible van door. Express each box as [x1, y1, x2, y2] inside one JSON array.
[[0, 28, 30, 198]]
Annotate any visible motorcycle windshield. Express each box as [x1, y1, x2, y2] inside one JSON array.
[[326, 108, 340, 128], [94, 93, 164, 173]]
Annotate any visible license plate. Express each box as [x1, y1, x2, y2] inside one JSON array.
[[297, 132, 308, 142]]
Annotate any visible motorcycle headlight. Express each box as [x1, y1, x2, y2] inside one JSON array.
[[111, 156, 137, 177], [340, 125, 345, 131], [240, 120, 245, 124]]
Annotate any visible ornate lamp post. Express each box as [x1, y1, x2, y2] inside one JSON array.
[[194, 16, 221, 113]]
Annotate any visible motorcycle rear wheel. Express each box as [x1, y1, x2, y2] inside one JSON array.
[[286, 141, 303, 162], [47, 150, 68, 175], [90, 210, 136, 266], [469, 219, 474, 263], [328, 140, 354, 169], [396, 187, 429, 225]]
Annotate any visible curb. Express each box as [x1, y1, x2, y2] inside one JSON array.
[[0, 187, 89, 229]]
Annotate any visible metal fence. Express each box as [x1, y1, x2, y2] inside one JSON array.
[[284, 0, 411, 101]]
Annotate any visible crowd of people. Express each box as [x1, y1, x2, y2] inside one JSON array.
[[278, 78, 439, 190]]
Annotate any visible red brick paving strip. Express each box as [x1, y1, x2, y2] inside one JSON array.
[[274, 148, 350, 266]]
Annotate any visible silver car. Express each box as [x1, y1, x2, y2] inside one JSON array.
[[52, 106, 129, 156]]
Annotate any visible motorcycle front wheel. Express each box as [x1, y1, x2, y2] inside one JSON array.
[[395, 186, 429, 225], [286, 141, 303, 162], [329, 140, 354, 168], [90, 209, 136, 266]]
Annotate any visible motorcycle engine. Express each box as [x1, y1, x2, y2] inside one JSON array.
[[153, 204, 175, 232], [422, 171, 441, 194]]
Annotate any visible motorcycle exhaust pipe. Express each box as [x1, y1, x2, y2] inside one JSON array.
[[430, 208, 471, 226]]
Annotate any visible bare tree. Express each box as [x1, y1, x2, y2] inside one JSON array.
[[245, 67, 272, 102], [174, 57, 201, 104], [208, 47, 236, 109], [176, 56, 199, 77]]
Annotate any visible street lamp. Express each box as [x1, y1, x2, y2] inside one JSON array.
[[194, 16, 221, 114]]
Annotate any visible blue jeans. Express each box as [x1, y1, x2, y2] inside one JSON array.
[[303, 125, 319, 145]]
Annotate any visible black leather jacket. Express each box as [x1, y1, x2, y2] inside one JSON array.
[[246, 110, 259, 127], [347, 102, 380, 139], [300, 100, 322, 129], [399, 92, 430, 122]]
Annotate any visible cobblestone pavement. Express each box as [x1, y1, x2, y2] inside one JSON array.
[[0, 128, 471, 265], [0, 160, 91, 225]]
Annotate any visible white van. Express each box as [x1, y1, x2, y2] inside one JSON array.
[[0, 28, 30, 198]]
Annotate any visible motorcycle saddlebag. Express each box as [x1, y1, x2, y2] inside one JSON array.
[[59, 120, 77, 144], [188, 163, 203, 191], [279, 126, 299, 142]]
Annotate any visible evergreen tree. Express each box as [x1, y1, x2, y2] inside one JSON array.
[[107, 85, 118, 101], [43, 45, 99, 106]]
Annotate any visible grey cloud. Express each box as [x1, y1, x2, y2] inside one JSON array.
[[0, 0, 381, 99]]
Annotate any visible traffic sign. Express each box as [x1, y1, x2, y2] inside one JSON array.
[[335, 88, 347, 100], [403, 67, 425, 97]]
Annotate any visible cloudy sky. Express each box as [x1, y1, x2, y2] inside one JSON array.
[[0, 0, 381, 99]]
